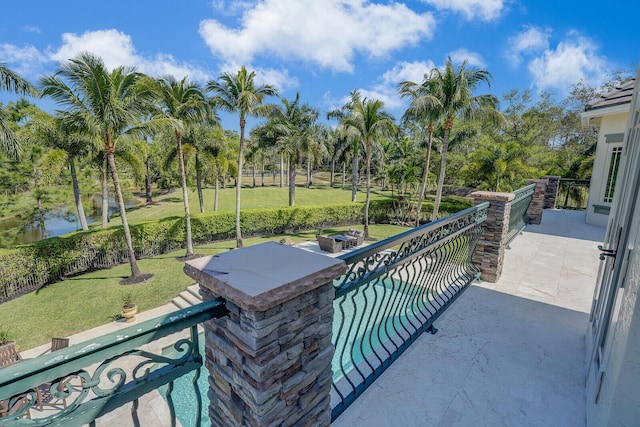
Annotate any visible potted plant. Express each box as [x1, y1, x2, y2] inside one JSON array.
[[0, 325, 10, 346], [121, 292, 138, 323]]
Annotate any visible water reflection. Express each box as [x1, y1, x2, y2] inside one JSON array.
[[0, 194, 139, 245]]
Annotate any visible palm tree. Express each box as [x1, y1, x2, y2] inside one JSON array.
[[155, 76, 215, 257], [26, 109, 97, 231], [328, 95, 364, 203], [427, 58, 503, 220], [40, 52, 173, 283], [399, 74, 443, 226], [207, 66, 278, 248], [339, 91, 396, 237], [268, 94, 324, 206], [0, 63, 36, 159]]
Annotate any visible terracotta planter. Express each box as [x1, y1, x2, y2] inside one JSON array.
[[121, 304, 138, 323]]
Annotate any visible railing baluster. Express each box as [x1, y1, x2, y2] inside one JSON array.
[[331, 203, 489, 420], [131, 398, 140, 427], [166, 381, 176, 427]]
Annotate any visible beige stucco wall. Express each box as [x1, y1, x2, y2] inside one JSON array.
[[586, 112, 628, 227]]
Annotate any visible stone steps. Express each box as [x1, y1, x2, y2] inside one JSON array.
[[171, 284, 203, 309]]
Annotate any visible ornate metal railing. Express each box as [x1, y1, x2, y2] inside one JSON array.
[[0, 299, 227, 427], [330, 202, 489, 420], [557, 178, 590, 210], [506, 183, 535, 246]]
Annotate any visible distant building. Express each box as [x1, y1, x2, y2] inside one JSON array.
[[581, 79, 635, 226]]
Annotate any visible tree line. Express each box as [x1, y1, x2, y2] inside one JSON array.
[[1, 54, 617, 283]]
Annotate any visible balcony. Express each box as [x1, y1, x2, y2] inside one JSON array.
[[0, 183, 606, 426], [333, 209, 604, 426]]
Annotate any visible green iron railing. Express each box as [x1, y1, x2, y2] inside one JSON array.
[[331, 202, 489, 420], [0, 299, 227, 427], [506, 183, 536, 246]]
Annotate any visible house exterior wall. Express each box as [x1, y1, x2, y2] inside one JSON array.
[[586, 112, 628, 226], [589, 202, 640, 426], [586, 75, 640, 426]]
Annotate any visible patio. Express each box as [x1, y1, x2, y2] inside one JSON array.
[[332, 209, 605, 426]]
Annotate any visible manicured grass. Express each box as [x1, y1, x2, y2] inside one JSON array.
[[0, 224, 408, 351], [121, 183, 394, 223]]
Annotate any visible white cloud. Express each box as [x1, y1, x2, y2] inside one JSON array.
[[23, 25, 41, 34], [211, 0, 254, 15], [50, 29, 138, 69], [381, 60, 435, 86], [49, 29, 210, 81], [506, 26, 551, 66], [422, 0, 505, 21], [199, 0, 436, 73], [447, 48, 486, 67], [528, 36, 607, 94], [329, 61, 437, 111], [0, 43, 49, 76]]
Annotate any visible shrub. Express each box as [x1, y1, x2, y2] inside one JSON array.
[[0, 200, 395, 302]]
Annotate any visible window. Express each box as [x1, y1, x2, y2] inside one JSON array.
[[604, 146, 622, 203]]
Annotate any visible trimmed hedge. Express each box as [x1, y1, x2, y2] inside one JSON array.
[[0, 200, 394, 302], [0, 196, 472, 303]]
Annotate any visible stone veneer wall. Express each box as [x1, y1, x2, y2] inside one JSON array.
[[525, 179, 548, 224], [542, 175, 560, 209], [184, 242, 345, 427], [470, 191, 514, 282]]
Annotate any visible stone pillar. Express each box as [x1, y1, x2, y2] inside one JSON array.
[[184, 242, 346, 427], [525, 179, 547, 225], [470, 191, 514, 283], [542, 175, 560, 209]]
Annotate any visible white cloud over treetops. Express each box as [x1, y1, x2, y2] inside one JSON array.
[[0, 43, 48, 75], [421, 0, 505, 21], [1, 29, 210, 82], [199, 0, 436, 73], [506, 25, 551, 66], [50, 29, 210, 81], [447, 48, 486, 68], [325, 60, 436, 112], [527, 34, 608, 95]]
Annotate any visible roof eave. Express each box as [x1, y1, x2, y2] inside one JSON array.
[[581, 102, 631, 126]]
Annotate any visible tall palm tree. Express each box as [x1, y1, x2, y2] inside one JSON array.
[[268, 94, 324, 206], [399, 74, 443, 226], [0, 63, 36, 159], [427, 58, 503, 220], [26, 109, 97, 230], [328, 95, 364, 203], [207, 66, 278, 248], [155, 76, 215, 257], [40, 52, 173, 283], [339, 91, 396, 237]]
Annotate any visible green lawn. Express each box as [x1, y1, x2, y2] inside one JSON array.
[[120, 183, 395, 223], [0, 224, 408, 351]]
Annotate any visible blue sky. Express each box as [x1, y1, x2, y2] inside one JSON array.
[[1, 0, 638, 129]]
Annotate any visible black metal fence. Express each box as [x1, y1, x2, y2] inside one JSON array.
[[557, 179, 590, 210], [330, 202, 489, 420]]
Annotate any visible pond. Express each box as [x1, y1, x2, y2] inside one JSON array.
[[0, 194, 140, 245]]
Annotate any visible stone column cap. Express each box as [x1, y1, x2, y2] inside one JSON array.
[[469, 191, 515, 202], [184, 242, 346, 311]]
